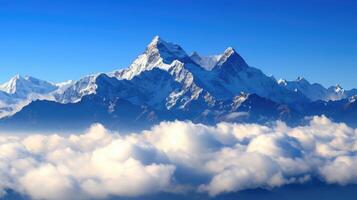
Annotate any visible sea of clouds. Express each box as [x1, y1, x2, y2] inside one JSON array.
[[1, 116, 357, 200]]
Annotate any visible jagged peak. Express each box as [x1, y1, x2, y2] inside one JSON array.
[[12, 73, 21, 80], [214, 46, 248, 71], [223, 47, 236, 57], [190, 46, 248, 72], [116, 36, 191, 80], [190, 51, 201, 58], [0, 74, 58, 96], [0, 74, 23, 94], [278, 78, 287, 86], [221, 47, 240, 60], [4, 74, 53, 84], [349, 95, 357, 103], [147, 35, 163, 47], [191, 47, 236, 61], [296, 76, 309, 83], [190, 51, 222, 71], [335, 84, 343, 89], [152, 35, 161, 42], [5, 74, 23, 83], [334, 84, 344, 93], [145, 35, 187, 59], [327, 84, 344, 93]]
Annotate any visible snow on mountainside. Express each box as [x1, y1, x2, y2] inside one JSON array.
[[214, 47, 249, 71], [0, 74, 58, 97], [53, 75, 98, 103], [0, 75, 75, 118], [0, 75, 60, 118], [109, 36, 307, 106], [56, 36, 346, 108], [189, 47, 308, 105], [278, 77, 357, 101], [190, 51, 221, 71], [112, 36, 190, 80], [1, 36, 357, 129]]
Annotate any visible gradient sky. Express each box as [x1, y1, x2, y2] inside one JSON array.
[[0, 0, 356, 88]]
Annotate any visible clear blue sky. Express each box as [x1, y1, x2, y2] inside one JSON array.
[[0, 0, 356, 89]]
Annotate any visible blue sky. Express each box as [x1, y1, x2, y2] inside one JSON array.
[[0, 0, 356, 88]]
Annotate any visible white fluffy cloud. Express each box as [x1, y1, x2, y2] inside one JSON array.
[[1, 116, 357, 199]]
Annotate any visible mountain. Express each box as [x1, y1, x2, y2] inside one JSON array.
[[0, 75, 60, 118], [53, 75, 98, 103], [278, 77, 357, 101], [0, 74, 58, 98], [303, 95, 357, 126], [190, 51, 221, 71], [113, 36, 308, 105], [0, 36, 356, 131], [0, 72, 300, 132], [112, 36, 191, 80]]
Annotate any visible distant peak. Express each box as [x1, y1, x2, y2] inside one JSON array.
[[349, 95, 357, 103], [149, 35, 164, 46], [190, 51, 221, 71], [334, 84, 344, 93], [278, 78, 287, 86], [11, 74, 21, 80], [4, 74, 24, 85], [296, 76, 306, 81], [153, 35, 160, 41], [0, 74, 23, 94], [224, 47, 236, 56], [214, 46, 248, 71], [220, 47, 238, 61]]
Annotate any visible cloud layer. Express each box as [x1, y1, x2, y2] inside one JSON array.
[[1, 116, 357, 199]]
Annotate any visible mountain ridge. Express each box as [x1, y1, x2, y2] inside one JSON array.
[[0, 36, 356, 130]]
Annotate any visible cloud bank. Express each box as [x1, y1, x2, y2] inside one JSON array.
[[1, 116, 357, 199]]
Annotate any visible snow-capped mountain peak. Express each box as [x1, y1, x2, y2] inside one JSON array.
[[146, 35, 188, 63], [0, 74, 21, 94], [2, 36, 357, 130], [190, 47, 250, 73], [296, 76, 309, 83], [190, 51, 221, 71], [114, 36, 191, 80], [0, 74, 58, 97], [277, 78, 287, 86], [223, 46, 235, 56], [190, 47, 249, 72], [277, 76, 352, 102], [334, 84, 344, 93], [0, 75, 61, 118], [214, 47, 248, 71], [216, 47, 236, 65], [348, 95, 357, 103], [53, 74, 99, 103]]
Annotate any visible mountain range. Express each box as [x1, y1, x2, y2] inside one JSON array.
[[1, 36, 357, 131]]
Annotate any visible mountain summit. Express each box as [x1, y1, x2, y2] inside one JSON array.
[[190, 47, 248, 72], [0, 75, 57, 97], [214, 47, 248, 71], [114, 36, 190, 80]]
